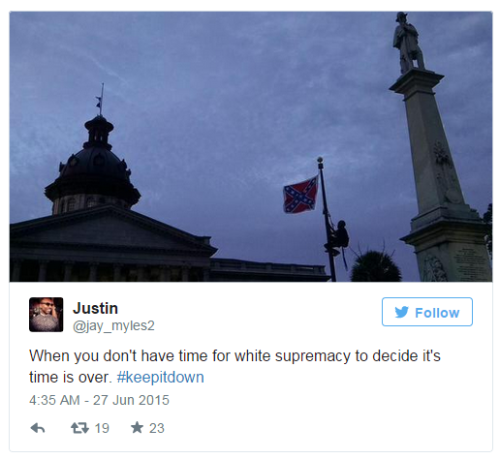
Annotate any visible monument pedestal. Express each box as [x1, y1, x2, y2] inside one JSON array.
[[390, 69, 491, 281]]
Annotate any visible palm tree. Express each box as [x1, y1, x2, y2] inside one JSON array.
[[350, 250, 402, 282], [483, 203, 492, 259]]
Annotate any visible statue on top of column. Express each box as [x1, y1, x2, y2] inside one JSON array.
[[393, 12, 426, 74]]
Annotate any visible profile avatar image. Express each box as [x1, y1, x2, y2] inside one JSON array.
[[29, 297, 63, 332]]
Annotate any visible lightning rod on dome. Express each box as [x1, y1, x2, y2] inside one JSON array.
[[95, 83, 104, 116]]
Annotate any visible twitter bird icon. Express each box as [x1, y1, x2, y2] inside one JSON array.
[[395, 306, 409, 319]]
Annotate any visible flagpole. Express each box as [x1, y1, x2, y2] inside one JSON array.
[[317, 157, 336, 282], [99, 83, 104, 116]]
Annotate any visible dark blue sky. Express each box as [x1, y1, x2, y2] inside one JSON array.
[[10, 12, 492, 281]]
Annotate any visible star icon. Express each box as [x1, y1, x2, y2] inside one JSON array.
[[131, 421, 143, 433]]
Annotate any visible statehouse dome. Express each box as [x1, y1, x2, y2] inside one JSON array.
[[45, 115, 141, 214]]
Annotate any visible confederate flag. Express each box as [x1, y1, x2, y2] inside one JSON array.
[[283, 175, 318, 214]]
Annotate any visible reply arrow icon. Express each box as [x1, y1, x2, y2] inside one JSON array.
[[31, 423, 45, 433]]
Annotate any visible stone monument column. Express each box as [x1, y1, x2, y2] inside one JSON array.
[[390, 15, 491, 281]]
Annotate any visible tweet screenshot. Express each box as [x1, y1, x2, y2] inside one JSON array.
[[8, 8, 495, 458]]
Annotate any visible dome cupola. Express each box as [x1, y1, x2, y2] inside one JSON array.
[[45, 113, 141, 215]]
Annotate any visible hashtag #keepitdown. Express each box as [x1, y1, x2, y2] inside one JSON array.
[[116, 371, 205, 385]]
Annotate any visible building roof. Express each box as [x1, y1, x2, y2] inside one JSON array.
[[11, 204, 217, 261]]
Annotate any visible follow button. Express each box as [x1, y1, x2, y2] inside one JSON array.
[[382, 297, 473, 327]]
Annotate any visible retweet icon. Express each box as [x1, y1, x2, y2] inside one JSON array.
[[395, 306, 409, 319]]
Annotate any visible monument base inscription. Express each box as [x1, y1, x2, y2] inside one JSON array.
[[403, 220, 492, 282]]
